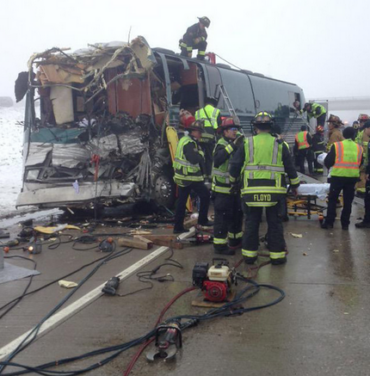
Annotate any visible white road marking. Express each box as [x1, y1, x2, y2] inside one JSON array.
[[0, 228, 195, 360]]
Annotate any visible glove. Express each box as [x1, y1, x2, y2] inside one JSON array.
[[229, 182, 240, 195], [233, 135, 244, 149]]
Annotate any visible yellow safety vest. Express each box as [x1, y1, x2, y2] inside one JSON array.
[[331, 139, 362, 178]]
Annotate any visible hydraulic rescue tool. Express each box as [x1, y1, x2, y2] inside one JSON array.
[[146, 320, 182, 361], [102, 276, 120, 296], [192, 259, 236, 302]]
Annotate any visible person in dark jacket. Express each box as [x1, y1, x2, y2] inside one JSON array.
[[321, 127, 363, 230], [180, 17, 210, 60], [212, 118, 244, 255], [173, 119, 213, 233], [356, 121, 370, 228], [229, 112, 300, 265], [294, 125, 313, 174], [312, 125, 326, 173]]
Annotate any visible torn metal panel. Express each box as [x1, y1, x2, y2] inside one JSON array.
[[52, 144, 91, 168], [17, 182, 136, 207], [25, 143, 53, 166]]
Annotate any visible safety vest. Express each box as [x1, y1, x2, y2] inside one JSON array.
[[308, 103, 327, 120], [211, 137, 234, 194], [295, 131, 310, 150], [331, 139, 362, 178], [173, 136, 204, 186], [241, 133, 287, 207], [195, 105, 220, 143]]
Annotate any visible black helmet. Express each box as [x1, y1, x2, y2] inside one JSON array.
[[198, 17, 211, 28], [205, 96, 218, 106], [252, 111, 274, 129], [188, 119, 205, 133], [303, 103, 311, 111]]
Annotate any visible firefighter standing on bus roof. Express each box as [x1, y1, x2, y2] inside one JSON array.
[[312, 125, 326, 173], [172, 119, 213, 234], [356, 120, 370, 228], [326, 114, 344, 151], [355, 114, 370, 197], [179, 17, 210, 60], [294, 125, 313, 174], [195, 96, 221, 179], [212, 118, 244, 255], [302, 102, 327, 127], [229, 112, 300, 265], [321, 127, 363, 230]]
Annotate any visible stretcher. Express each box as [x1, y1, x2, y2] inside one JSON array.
[[287, 183, 330, 220]]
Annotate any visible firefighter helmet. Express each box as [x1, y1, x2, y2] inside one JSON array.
[[198, 17, 211, 28], [327, 114, 343, 127], [188, 119, 205, 133], [252, 112, 274, 128], [218, 117, 241, 133], [303, 103, 312, 111], [358, 114, 370, 122]]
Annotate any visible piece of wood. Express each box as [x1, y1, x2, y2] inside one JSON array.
[[184, 217, 197, 229], [134, 235, 183, 249], [117, 237, 153, 250]]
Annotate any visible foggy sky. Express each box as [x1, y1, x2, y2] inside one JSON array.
[[0, 0, 369, 100]]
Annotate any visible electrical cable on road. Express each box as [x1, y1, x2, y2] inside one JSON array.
[[0, 256, 37, 320], [0, 276, 285, 376], [0, 247, 132, 374]]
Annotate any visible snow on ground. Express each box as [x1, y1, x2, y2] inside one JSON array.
[[0, 105, 25, 216]]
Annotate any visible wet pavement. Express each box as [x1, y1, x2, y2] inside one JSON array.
[[1, 196, 370, 376]]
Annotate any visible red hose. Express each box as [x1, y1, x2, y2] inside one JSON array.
[[123, 286, 196, 376]]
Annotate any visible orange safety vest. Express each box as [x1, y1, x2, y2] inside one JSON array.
[[331, 140, 362, 178], [295, 131, 310, 150]]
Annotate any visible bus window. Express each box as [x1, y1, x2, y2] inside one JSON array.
[[249, 76, 291, 117], [218, 69, 255, 114]]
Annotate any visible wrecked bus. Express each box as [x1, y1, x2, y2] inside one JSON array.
[[15, 37, 306, 211]]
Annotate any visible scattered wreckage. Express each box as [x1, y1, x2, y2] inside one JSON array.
[[15, 36, 306, 212]]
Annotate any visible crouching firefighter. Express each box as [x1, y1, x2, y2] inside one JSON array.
[[229, 112, 300, 265], [179, 17, 210, 60], [173, 120, 213, 234], [212, 118, 244, 255]]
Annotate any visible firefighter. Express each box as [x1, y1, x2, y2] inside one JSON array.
[[356, 120, 370, 228], [195, 97, 221, 179], [326, 114, 344, 151], [229, 112, 300, 265], [312, 125, 326, 173], [173, 120, 213, 234], [212, 118, 244, 255], [321, 127, 363, 230], [179, 17, 210, 60], [355, 114, 370, 196], [302, 102, 327, 127], [295, 125, 313, 174]]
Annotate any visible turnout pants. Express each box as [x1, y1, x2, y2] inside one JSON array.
[[356, 169, 367, 194], [313, 152, 324, 173], [363, 179, 370, 223], [174, 182, 210, 231], [180, 35, 207, 59], [316, 113, 326, 127], [213, 193, 243, 252], [242, 202, 286, 262], [326, 177, 356, 226], [297, 148, 313, 174]]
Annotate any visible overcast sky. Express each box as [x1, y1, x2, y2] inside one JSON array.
[[0, 0, 369, 100]]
